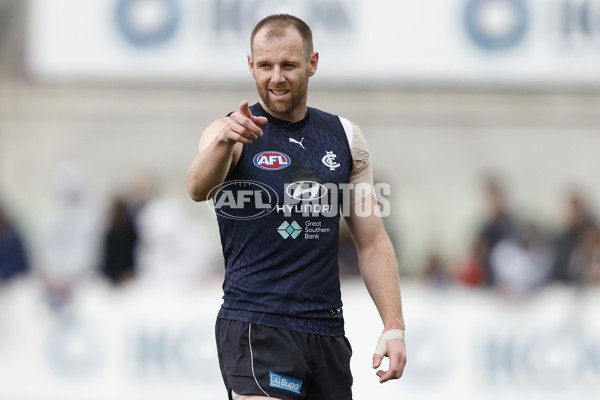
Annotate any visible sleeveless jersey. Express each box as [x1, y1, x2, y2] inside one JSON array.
[[214, 103, 353, 336]]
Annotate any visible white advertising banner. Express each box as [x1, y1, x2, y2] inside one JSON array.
[[0, 278, 599, 400], [26, 0, 600, 86]]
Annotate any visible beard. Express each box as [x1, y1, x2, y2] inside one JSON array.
[[256, 77, 309, 119]]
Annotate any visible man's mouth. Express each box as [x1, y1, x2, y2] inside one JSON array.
[[270, 89, 289, 97]]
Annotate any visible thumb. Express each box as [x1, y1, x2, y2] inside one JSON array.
[[253, 115, 268, 127], [373, 353, 382, 369]]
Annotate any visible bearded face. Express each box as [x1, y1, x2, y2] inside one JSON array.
[[254, 68, 310, 119], [249, 28, 317, 122]]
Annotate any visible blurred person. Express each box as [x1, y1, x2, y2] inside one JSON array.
[[474, 175, 518, 287], [488, 222, 553, 296], [134, 195, 215, 287], [420, 251, 451, 287], [34, 162, 102, 309], [100, 197, 138, 285], [561, 220, 600, 285], [123, 170, 159, 219], [579, 225, 600, 284], [186, 14, 406, 400], [0, 200, 29, 283], [551, 190, 597, 283], [450, 239, 485, 287]]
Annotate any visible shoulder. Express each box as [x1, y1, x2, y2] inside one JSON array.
[[336, 118, 368, 151]]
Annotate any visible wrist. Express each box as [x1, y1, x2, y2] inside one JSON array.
[[381, 329, 405, 341], [215, 135, 238, 147], [384, 319, 405, 332]]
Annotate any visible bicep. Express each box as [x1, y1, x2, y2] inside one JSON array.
[[343, 122, 387, 249]]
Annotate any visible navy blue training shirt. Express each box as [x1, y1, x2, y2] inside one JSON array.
[[214, 102, 353, 336]]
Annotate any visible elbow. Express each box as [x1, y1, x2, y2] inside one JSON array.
[[187, 181, 218, 203], [187, 180, 207, 202], [188, 187, 210, 203], [358, 230, 394, 257], [188, 190, 204, 203]]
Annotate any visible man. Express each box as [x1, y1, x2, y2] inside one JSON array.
[[187, 14, 406, 400]]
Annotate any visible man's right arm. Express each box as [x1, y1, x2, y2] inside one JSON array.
[[187, 101, 267, 202]]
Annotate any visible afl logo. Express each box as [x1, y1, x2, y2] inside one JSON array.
[[285, 181, 328, 201], [253, 151, 291, 170], [208, 180, 279, 220]]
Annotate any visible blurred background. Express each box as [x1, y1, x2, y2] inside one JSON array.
[[1, 0, 600, 399]]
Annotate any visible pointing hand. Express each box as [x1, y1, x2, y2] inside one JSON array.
[[220, 101, 268, 144]]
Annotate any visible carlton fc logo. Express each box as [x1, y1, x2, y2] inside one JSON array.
[[253, 151, 291, 170], [321, 151, 341, 171]]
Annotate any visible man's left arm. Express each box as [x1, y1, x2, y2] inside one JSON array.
[[342, 121, 406, 383]]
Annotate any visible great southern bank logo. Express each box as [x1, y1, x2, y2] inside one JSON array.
[[277, 221, 303, 239], [253, 151, 291, 170], [269, 371, 303, 394]]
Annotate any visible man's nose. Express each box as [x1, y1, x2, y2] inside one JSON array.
[[271, 66, 286, 83]]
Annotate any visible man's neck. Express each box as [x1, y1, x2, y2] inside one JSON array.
[[259, 101, 307, 123]]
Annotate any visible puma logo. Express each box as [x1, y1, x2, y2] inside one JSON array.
[[289, 137, 305, 149]]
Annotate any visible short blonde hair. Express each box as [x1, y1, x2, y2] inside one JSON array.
[[250, 14, 314, 58]]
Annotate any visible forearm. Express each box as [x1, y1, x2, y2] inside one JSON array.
[[358, 234, 405, 331], [187, 138, 236, 202]]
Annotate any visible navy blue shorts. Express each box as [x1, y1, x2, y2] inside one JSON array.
[[215, 318, 353, 400]]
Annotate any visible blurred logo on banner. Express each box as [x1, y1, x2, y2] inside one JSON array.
[[464, 0, 529, 51], [116, 0, 181, 47], [464, 0, 600, 51], [135, 324, 220, 381], [45, 316, 104, 378], [114, 0, 355, 48], [484, 330, 600, 390]]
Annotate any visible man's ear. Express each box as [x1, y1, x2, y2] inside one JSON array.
[[247, 53, 255, 77], [308, 51, 319, 77]]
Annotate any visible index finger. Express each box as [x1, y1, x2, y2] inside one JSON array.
[[238, 101, 252, 118], [377, 354, 402, 383], [229, 109, 264, 137]]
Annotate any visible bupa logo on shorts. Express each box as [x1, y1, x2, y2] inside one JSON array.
[[269, 371, 303, 394], [253, 151, 291, 170]]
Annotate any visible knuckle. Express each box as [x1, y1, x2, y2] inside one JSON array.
[[230, 112, 243, 122], [224, 118, 237, 130]]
